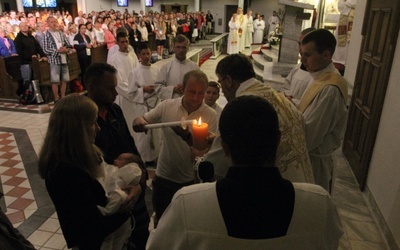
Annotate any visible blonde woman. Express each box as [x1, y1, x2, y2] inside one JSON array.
[[39, 94, 140, 249]]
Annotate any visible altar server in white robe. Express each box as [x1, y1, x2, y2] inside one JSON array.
[[298, 29, 348, 193], [227, 14, 240, 54], [108, 32, 139, 136], [244, 10, 254, 48], [253, 15, 265, 44], [127, 44, 160, 164], [155, 34, 199, 101]]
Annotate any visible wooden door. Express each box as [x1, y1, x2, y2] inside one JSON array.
[[343, 0, 400, 190], [225, 5, 238, 32]]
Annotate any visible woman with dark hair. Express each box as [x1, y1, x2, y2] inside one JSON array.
[[73, 24, 93, 88], [38, 94, 140, 249]]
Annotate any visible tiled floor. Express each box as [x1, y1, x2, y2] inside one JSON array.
[[0, 44, 391, 249]]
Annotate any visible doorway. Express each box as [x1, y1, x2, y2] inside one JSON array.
[[343, 0, 400, 190], [225, 5, 238, 32]]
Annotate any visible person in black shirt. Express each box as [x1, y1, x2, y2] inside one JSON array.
[[85, 63, 150, 250]]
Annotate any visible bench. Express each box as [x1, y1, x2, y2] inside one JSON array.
[[0, 56, 20, 100], [0, 56, 21, 100], [91, 44, 108, 64], [186, 48, 203, 66], [31, 52, 81, 102], [209, 33, 229, 59]]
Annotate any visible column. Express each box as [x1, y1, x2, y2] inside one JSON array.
[[16, 0, 24, 12], [194, 0, 200, 12], [140, 0, 146, 14], [238, 0, 244, 9]]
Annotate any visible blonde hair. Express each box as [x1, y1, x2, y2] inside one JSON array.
[[38, 94, 102, 180]]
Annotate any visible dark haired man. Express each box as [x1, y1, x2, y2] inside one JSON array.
[[298, 28, 348, 193]]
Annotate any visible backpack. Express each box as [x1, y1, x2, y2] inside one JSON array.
[[19, 81, 36, 105]]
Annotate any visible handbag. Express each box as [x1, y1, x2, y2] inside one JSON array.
[[182, 24, 190, 33]]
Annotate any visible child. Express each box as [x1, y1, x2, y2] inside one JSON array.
[[98, 153, 143, 250]]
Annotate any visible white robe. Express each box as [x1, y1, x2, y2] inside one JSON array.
[[147, 182, 343, 250], [283, 63, 312, 107], [238, 14, 247, 52], [268, 15, 279, 34], [244, 15, 254, 48], [108, 50, 139, 137], [253, 19, 265, 44], [302, 63, 348, 192], [127, 63, 160, 162], [155, 57, 199, 100], [227, 19, 240, 54]]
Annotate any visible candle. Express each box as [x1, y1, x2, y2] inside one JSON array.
[[192, 117, 208, 150], [145, 119, 196, 129]]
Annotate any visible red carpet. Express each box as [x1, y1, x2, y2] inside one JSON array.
[[199, 48, 213, 67]]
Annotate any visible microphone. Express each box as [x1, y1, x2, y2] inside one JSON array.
[[198, 161, 214, 183]]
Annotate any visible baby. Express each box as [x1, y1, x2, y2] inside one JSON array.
[[98, 153, 143, 250], [99, 153, 143, 215]]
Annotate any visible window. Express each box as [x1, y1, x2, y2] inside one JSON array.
[[145, 0, 153, 7], [22, 0, 33, 8], [117, 0, 128, 7], [36, 0, 57, 8]]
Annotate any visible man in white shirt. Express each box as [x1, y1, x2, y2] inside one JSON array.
[[298, 29, 348, 193], [108, 32, 139, 137], [147, 95, 343, 250], [155, 34, 199, 100], [133, 70, 217, 227]]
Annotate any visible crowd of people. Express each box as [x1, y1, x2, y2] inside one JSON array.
[[0, 7, 349, 250], [227, 8, 283, 54]]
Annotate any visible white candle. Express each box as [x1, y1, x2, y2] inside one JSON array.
[[145, 119, 196, 129]]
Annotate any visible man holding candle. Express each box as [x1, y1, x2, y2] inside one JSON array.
[[203, 53, 315, 184], [133, 69, 217, 227], [146, 96, 343, 249], [154, 34, 199, 100]]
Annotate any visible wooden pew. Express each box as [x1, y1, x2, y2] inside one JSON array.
[[32, 52, 81, 102], [0, 56, 21, 100], [91, 44, 108, 64]]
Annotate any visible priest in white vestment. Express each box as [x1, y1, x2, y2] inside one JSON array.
[[244, 10, 254, 48], [253, 15, 265, 44], [298, 29, 348, 193], [155, 34, 199, 100], [227, 14, 240, 55]]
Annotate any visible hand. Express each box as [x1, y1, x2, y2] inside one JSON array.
[[171, 126, 192, 146], [119, 184, 142, 212], [143, 85, 155, 93], [173, 84, 184, 94], [284, 93, 293, 102], [132, 116, 149, 133]]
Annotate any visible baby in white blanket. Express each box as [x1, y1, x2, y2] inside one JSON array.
[[98, 153, 143, 250]]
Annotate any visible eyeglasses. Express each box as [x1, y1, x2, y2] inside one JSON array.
[[217, 76, 227, 84]]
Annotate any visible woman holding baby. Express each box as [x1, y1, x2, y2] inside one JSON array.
[[38, 94, 141, 249]]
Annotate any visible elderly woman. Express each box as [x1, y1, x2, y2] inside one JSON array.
[[38, 94, 140, 250]]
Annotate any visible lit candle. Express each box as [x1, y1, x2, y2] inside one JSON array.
[[192, 117, 208, 150]]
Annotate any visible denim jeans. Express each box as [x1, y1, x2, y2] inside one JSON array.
[[20, 64, 32, 82]]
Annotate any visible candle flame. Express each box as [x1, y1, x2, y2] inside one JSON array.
[[197, 117, 202, 126]]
